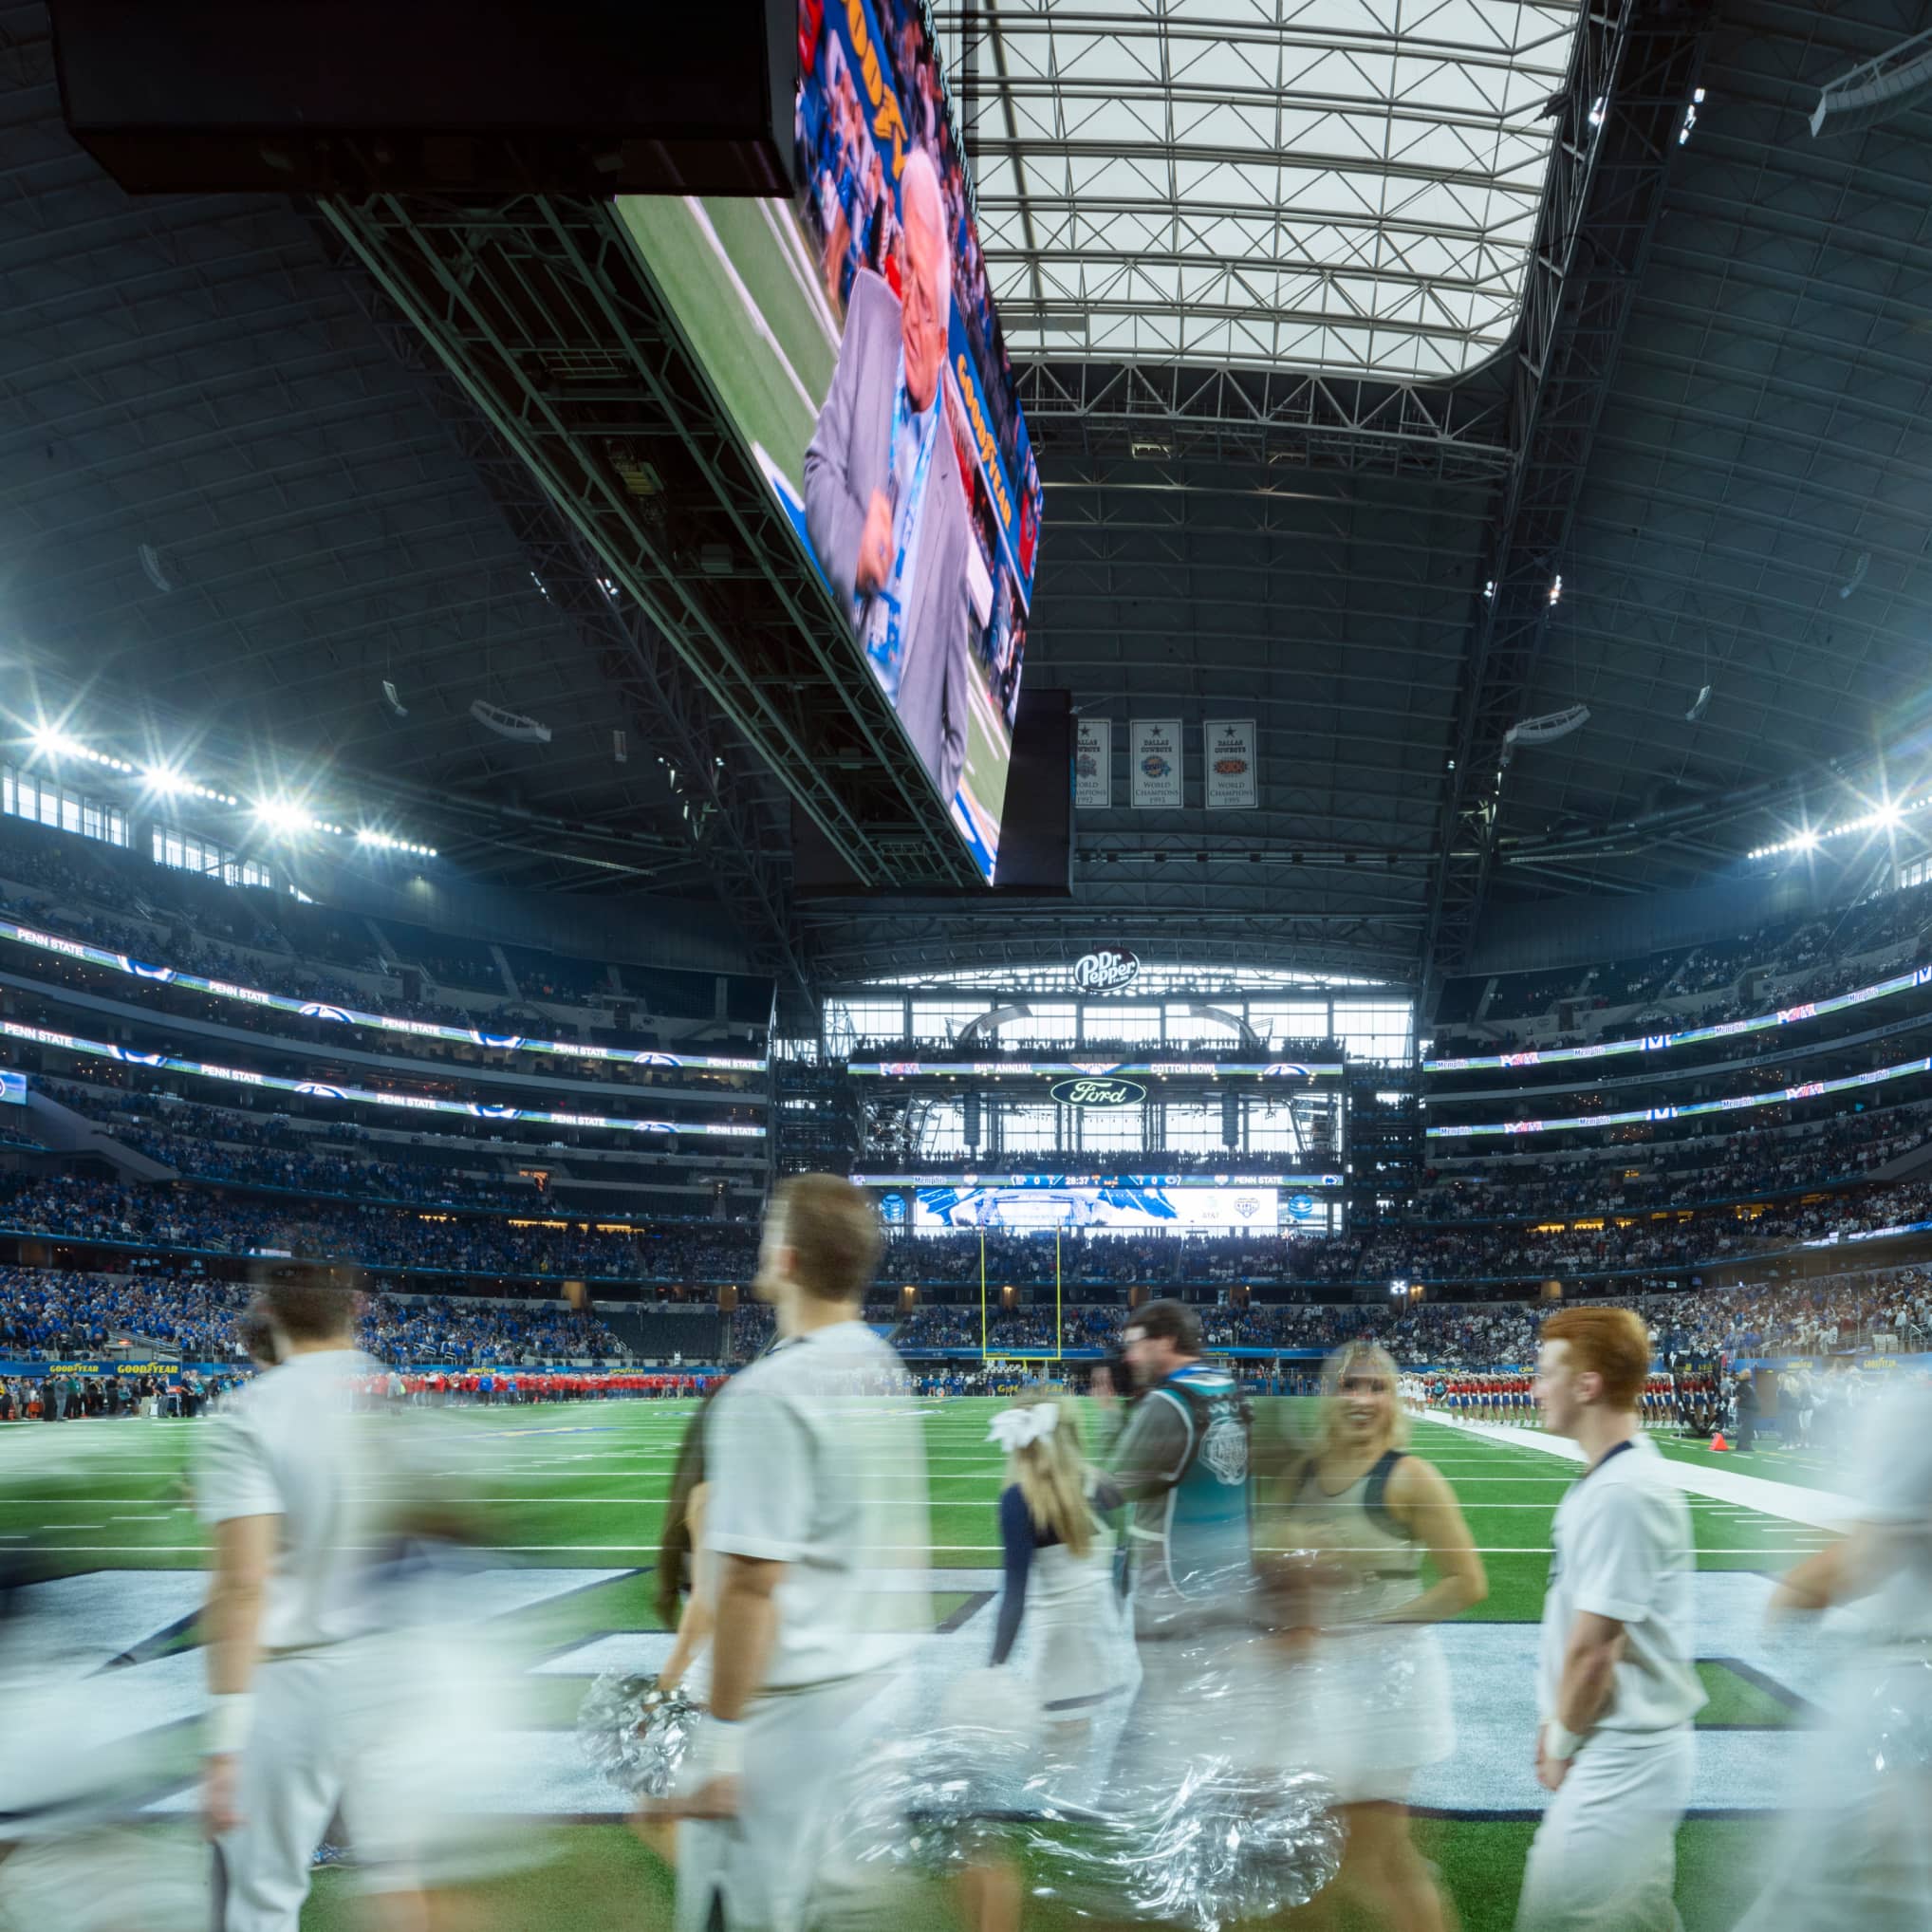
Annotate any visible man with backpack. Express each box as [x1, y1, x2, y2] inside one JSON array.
[[1105, 1299, 1260, 1791]]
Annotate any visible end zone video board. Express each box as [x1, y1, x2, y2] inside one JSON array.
[[906, 1181, 1294, 1233]]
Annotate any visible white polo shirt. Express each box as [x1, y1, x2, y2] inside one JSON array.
[[1538, 1433, 1704, 1735], [1846, 1380, 1932, 1644], [702, 1319, 929, 1691], [195, 1347, 387, 1652]]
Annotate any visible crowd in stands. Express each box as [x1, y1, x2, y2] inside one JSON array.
[[0, 1260, 631, 1366], [1419, 1105, 1932, 1220], [1436, 1048, 1932, 1139], [732, 1303, 775, 1357], [40, 1079, 531, 1203], [1429, 994, 1932, 1097], [3, 1251, 1925, 1384], [886, 1303, 1122, 1350], [359, 1294, 627, 1364], [0, 1174, 748, 1280], [0, 1264, 241, 1358], [1436, 878, 1932, 1051], [9, 1161, 1932, 1291], [0, 824, 761, 1063], [869, 1269, 1932, 1366]]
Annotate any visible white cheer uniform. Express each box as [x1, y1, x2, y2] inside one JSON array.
[[1734, 1381, 1932, 1932], [1290, 1447, 1455, 1803], [196, 1347, 403, 1931], [1514, 1434, 1703, 1932], [674, 1322, 929, 1932]]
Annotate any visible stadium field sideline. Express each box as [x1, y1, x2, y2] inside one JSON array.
[[11, 1397, 1841, 1930]]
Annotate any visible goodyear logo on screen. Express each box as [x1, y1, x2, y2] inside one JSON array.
[[44, 1361, 172, 1378]]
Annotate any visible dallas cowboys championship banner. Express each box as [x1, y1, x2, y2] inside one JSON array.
[[1074, 716, 1111, 808], [1203, 718, 1257, 809], [1130, 718, 1183, 808]]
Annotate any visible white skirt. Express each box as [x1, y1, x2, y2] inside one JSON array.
[[1289, 1624, 1456, 1804]]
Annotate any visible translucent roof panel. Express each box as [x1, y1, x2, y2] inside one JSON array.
[[936, 0, 1583, 380]]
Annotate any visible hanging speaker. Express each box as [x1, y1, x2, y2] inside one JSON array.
[[470, 698, 551, 745]]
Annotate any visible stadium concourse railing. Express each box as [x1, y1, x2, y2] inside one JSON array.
[[1426, 1044, 1932, 1140], [0, 1017, 765, 1140], [40, 1145, 1910, 1239], [5, 1213, 1930, 1293], [0, 916, 768, 1071], [1426, 959, 1932, 1072]]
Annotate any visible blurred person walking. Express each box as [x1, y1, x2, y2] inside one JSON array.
[[957, 1389, 1136, 1932], [1102, 1299, 1267, 1793], [1284, 1341, 1486, 1931], [646, 1175, 930, 1932], [197, 1270, 423, 1930], [1731, 1374, 1932, 1931], [1516, 1309, 1702, 1932]]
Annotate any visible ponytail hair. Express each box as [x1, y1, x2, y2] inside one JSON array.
[[653, 1392, 714, 1628], [1004, 1391, 1098, 1559]]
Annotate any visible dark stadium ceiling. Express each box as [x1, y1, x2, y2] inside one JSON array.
[[7, 1, 1932, 1000]]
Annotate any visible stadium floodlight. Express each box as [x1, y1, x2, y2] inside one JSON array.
[[254, 798, 311, 836], [1793, 828, 1820, 852], [254, 797, 345, 838], [355, 827, 437, 859], [28, 723, 135, 775], [141, 764, 237, 806]]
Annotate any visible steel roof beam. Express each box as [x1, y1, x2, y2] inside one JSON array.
[[1419, 0, 1718, 1002], [316, 192, 975, 892]]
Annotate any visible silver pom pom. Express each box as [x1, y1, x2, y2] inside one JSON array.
[[1082, 1760, 1345, 1928], [825, 1721, 1034, 1876], [575, 1671, 704, 1798], [826, 1717, 1342, 1928]]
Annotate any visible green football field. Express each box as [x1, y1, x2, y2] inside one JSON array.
[[8, 1399, 1840, 1929]]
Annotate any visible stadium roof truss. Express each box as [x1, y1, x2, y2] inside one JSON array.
[[941, 0, 1584, 381]]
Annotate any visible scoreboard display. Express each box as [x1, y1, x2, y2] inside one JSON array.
[[899, 1181, 1340, 1234]]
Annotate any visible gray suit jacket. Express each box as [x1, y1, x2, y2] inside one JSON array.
[[804, 268, 974, 808]]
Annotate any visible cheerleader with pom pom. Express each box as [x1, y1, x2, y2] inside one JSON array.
[[1283, 1341, 1485, 1932], [630, 1397, 715, 1864], [957, 1389, 1136, 1932]]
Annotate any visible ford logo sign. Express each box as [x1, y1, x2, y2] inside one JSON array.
[[1072, 947, 1140, 993], [1050, 1075, 1146, 1108]]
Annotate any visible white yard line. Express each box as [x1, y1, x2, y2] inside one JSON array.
[[1424, 1416, 1859, 1532]]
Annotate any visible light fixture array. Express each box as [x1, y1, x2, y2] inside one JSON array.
[[1748, 794, 1929, 861], [25, 719, 434, 858]]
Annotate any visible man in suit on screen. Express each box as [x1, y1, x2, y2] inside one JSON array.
[[805, 145, 974, 808]]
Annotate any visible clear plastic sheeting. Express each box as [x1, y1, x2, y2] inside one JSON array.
[[934, 0, 1584, 378]]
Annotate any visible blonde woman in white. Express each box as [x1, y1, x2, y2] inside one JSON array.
[[959, 1389, 1135, 1932], [1287, 1340, 1486, 1932], [985, 1391, 1133, 1719]]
